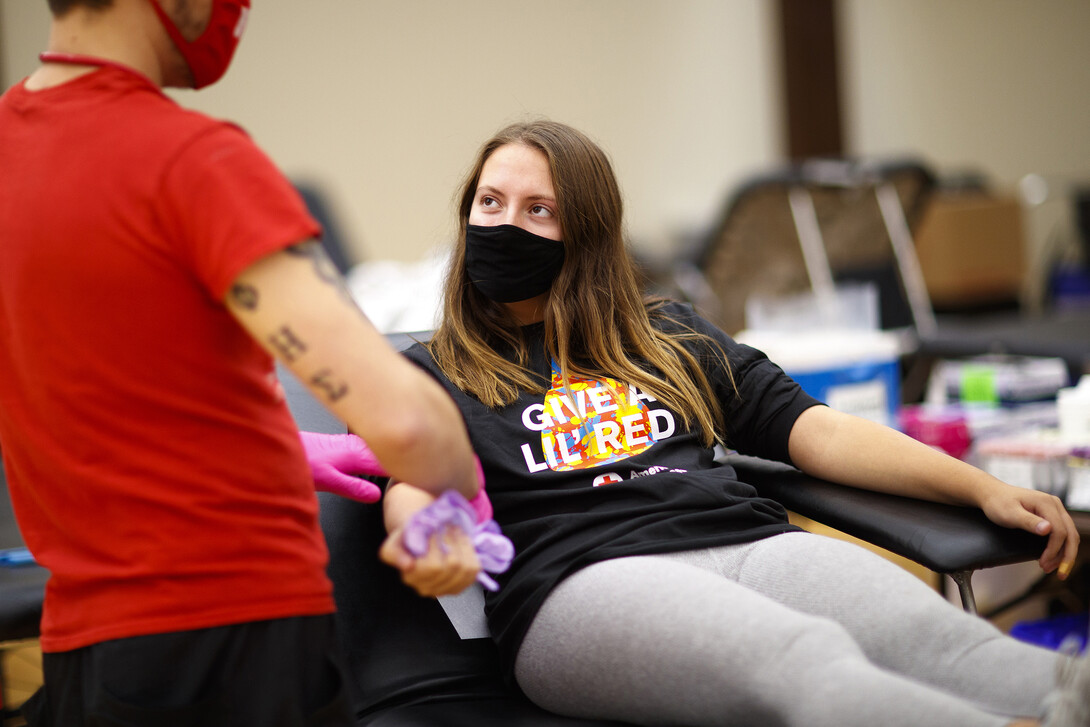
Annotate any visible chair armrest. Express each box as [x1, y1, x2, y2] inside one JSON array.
[[729, 455, 1046, 574]]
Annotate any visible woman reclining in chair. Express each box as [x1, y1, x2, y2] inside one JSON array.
[[373, 119, 1086, 727]]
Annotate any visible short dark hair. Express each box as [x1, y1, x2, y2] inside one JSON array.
[[47, 0, 113, 17]]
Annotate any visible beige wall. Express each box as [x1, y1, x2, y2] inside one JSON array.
[[839, 0, 1090, 276], [840, 0, 1090, 186], [0, 1, 779, 263], [3, 1, 1088, 265]]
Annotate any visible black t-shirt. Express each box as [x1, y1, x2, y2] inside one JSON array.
[[402, 302, 820, 671]]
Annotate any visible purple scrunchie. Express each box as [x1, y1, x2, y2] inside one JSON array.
[[402, 491, 515, 592]]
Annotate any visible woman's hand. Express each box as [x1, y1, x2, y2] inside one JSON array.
[[978, 484, 1080, 579], [379, 522, 481, 597], [789, 406, 1081, 579], [380, 483, 482, 596]]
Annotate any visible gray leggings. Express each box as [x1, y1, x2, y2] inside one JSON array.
[[515, 532, 1061, 727]]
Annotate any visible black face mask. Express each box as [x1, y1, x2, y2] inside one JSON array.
[[464, 224, 565, 303]]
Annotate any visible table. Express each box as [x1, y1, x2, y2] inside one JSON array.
[[920, 309, 1090, 382]]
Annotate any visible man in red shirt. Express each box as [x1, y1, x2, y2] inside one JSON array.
[[0, 1, 481, 724]]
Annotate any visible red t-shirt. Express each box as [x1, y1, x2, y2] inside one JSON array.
[[0, 68, 334, 652]]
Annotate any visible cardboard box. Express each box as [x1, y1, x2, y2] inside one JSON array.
[[914, 193, 1025, 308]]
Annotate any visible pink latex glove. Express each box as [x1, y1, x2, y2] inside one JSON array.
[[300, 432, 386, 503], [467, 457, 492, 522], [300, 432, 491, 509]]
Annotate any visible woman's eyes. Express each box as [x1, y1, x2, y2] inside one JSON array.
[[478, 196, 552, 218]]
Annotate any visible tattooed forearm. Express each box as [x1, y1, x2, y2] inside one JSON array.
[[285, 240, 362, 312], [267, 325, 308, 363], [285, 240, 339, 283], [311, 369, 349, 403], [229, 283, 259, 311]]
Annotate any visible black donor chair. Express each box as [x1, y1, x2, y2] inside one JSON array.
[[279, 332, 1048, 727], [282, 359, 627, 726], [318, 494, 628, 727]]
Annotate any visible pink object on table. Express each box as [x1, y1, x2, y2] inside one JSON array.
[[899, 406, 973, 460]]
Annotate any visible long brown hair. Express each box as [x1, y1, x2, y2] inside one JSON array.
[[429, 120, 732, 446]]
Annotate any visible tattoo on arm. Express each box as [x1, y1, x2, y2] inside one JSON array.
[[286, 240, 360, 311], [285, 240, 339, 281], [229, 283, 259, 311], [311, 369, 349, 403], [267, 325, 308, 363]]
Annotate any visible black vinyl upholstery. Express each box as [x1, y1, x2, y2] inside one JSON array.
[[316, 458, 1045, 727], [319, 492, 629, 727], [732, 455, 1045, 574]]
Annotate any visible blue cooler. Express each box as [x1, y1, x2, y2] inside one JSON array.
[[736, 330, 903, 429]]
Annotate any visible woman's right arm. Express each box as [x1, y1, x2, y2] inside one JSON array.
[[379, 481, 482, 597]]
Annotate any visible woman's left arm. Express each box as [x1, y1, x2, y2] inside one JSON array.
[[788, 404, 1080, 579]]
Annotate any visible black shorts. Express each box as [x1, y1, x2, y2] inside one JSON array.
[[21, 614, 353, 727]]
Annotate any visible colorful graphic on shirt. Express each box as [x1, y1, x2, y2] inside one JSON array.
[[516, 360, 676, 473]]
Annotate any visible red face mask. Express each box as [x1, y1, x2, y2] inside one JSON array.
[[148, 0, 251, 89]]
